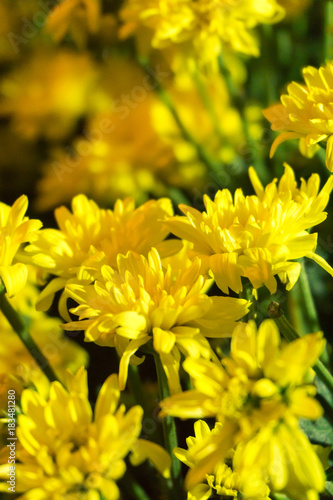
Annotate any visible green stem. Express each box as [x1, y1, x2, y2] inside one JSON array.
[[218, 54, 271, 184], [191, 66, 225, 143], [167, 187, 191, 207], [0, 282, 58, 383], [142, 65, 223, 177], [118, 470, 151, 500], [153, 354, 183, 498], [324, 0, 333, 62], [268, 302, 333, 394], [128, 365, 149, 414], [288, 262, 329, 364], [298, 263, 321, 332]]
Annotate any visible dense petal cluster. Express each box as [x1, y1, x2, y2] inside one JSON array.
[[0, 196, 42, 297], [166, 164, 333, 294], [65, 248, 249, 393], [120, 0, 285, 61], [0, 369, 171, 499], [175, 420, 271, 500], [263, 62, 333, 171], [160, 320, 326, 498], [26, 195, 178, 316]]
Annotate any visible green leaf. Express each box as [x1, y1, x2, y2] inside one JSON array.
[[299, 417, 333, 445], [326, 467, 333, 482], [325, 481, 333, 496]]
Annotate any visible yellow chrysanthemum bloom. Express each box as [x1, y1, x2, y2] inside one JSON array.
[[64, 248, 249, 393], [45, 0, 101, 47], [120, 0, 285, 62], [160, 319, 325, 497], [176, 420, 271, 500], [0, 368, 171, 499], [0, 196, 42, 297], [263, 62, 333, 171], [166, 164, 333, 294], [26, 195, 179, 318]]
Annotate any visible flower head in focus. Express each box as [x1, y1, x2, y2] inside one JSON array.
[[263, 62, 333, 171], [166, 164, 333, 294], [0, 369, 171, 499], [26, 195, 179, 317], [175, 420, 271, 500], [160, 319, 325, 497], [120, 0, 285, 63], [0, 196, 42, 297], [64, 248, 249, 393]]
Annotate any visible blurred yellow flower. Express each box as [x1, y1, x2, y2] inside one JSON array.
[[151, 69, 245, 174], [0, 50, 107, 141], [0, 195, 42, 297], [0, 369, 171, 499], [34, 56, 188, 210], [26, 195, 179, 317], [45, 0, 101, 47], [120, 0, 285, 62], [166, 164, 333, 294], [263, 62, 333, 171], [65, 248, 249, 393], [175, 420, 271, 500], [160, 319, 325, 496]]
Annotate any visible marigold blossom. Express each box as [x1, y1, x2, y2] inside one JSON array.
[[160, 319, 325, 497], [64, 248, 249, 393], [120, 0, 285, 61], [166, 164, 333, 294], [0, 195, 42, 297], [26, 195, 179, 318], [0, 369, 171, 499], [263, 62, 333, 171]]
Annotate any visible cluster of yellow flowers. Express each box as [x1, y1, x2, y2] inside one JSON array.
[[161, 320, 326, 499], [0, 152, 332, 498], [1, 1, 332, 500]]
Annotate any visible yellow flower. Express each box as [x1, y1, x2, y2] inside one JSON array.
[[234, 417, 326, 500], [263, 62, 333, 171], [34, 56, 175, 211], [0, 368, 171, 499], [45, 0, 101, 47], [175, 420, 271, 500], [0, 50, 105, 141], [151, 68, 246, 174], [160, 319, 325, 496], [0, 195, 42, 297], [26, 195, 179, 318], [120, 0, 285, 62], [64, 248, 249, 393], [166, 164, 333, 294]]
